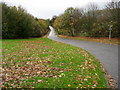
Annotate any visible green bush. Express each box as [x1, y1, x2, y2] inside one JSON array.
[[2, 3, 49, 39]]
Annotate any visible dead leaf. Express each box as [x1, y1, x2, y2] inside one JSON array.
[[68, 84, 71, 87], [38, 80, 43, 83]]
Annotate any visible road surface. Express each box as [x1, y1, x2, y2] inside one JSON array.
[[48, 26, 118, 88]]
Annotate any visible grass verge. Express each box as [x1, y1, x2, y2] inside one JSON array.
[[2, 37, 108, 88], [59, 35, 120, 45]]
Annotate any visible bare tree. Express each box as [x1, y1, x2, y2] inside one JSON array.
[[106, 0, 120, 37], [85, 3, 99, 35]]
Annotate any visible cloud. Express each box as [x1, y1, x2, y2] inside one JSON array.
[[3, 0, 110, 19]]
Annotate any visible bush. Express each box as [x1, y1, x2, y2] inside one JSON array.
[[2, 3, 49, 39]]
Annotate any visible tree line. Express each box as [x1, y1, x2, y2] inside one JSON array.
[[52, 1, 120, 38], [2, 3, 50, 39]]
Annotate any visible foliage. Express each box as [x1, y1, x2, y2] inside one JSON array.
[[2, 3, 49, 39], [53, 2, 120, 38]]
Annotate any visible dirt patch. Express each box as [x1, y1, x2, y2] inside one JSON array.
[[59, 35, 120, 45]]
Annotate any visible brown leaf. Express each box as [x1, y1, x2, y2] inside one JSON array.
[[38, 80, 43, 83]]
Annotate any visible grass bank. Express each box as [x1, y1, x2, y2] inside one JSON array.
[[59, 35, 120, 45], [2, 37, 108, 88]]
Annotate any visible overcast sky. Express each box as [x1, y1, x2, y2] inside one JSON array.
[[2, 0, 111, 19]]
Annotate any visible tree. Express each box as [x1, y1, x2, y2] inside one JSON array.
[[53, 7, 83, 36], [50, 16, 57, 26], [0, 3, 2, 38], [53, 2, 120, 38], [2, 3, 49, 39], [106, 0, 120, 37]]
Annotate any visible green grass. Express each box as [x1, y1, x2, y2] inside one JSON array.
[[2, 37, 107, 88]]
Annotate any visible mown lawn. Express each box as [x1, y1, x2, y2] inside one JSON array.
[[2, 37, 108, 88]]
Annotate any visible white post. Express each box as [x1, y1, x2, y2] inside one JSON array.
[[108, 25, 112, 40], [109, 30, 111, 40]]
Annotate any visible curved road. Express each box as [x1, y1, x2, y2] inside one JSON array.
[[48, 26, 118, 87]]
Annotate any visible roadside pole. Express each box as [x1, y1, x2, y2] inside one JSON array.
[[108, 25, 112, 40], [109, 29, 112, 40]]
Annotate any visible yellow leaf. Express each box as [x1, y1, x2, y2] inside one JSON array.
[[68, 84, 71, 87]]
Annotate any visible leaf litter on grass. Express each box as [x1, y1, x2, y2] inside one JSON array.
[[2, 38, 108, 88]]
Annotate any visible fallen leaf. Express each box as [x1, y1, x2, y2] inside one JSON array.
[[38, 80, 43, 83], [68, 84, 71, 87]]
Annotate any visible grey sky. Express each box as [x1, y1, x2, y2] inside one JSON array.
[[2, 0, 111, 19]]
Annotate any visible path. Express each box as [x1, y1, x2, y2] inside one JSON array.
[[48, 26, 118, 88]]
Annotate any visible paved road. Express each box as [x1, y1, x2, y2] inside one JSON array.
[[48, 26, 119, 87]]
